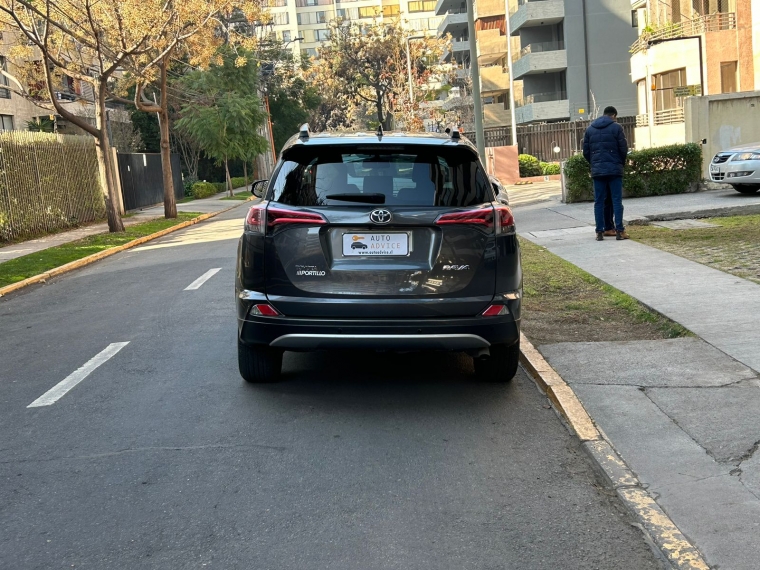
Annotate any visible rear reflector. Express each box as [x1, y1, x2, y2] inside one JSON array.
[[249, 304, 281, 317], [482, 305, 509, 317]]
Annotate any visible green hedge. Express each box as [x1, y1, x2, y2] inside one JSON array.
[[191, 181, 219, 199], [563, 143, 702, 203], [540, 162, 560, 175], [518, 154, 541, 177]]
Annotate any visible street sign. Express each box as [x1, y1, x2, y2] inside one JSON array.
[[674, 85, 702, 97]]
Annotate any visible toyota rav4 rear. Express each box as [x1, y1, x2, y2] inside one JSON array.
[[236, 126, 522, 383]]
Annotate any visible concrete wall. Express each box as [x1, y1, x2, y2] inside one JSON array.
[[754, 0, 760, 90], [475, 0, 505, 19], [685, 91, 760, 178], [634, 124, 686, 150]]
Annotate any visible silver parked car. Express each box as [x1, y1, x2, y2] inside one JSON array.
[[709, 143, 760, 194]]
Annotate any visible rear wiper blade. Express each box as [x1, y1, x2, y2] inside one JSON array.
[[325, 193, 386, 204]]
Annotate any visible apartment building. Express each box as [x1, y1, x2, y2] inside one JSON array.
[[436, 0, 515, 128], [261, 0, 442, 59], [630, 0, 760, 148], [509, 0, 638, 124]]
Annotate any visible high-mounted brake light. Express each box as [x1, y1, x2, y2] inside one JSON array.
[[482, 305, 509, 317]]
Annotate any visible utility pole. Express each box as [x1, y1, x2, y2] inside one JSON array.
[[504, 0, 517, 147], [466, 0, 486, 160]]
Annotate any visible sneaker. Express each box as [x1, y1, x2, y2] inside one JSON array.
[[603, 230, 617, 236], [596, 232, 604, 241], [616, 230, 630, 240]]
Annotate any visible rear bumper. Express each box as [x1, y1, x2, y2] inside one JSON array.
[[238, 312, 519, 352]]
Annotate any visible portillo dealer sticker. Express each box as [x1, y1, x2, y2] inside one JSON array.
[[342, 233, 409, 257]]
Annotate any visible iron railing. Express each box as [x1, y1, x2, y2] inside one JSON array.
[[630, 12, 736, 54], [636, 113, 649, 127], [654, 108, 685, 125], [515, 90, 567, 108]]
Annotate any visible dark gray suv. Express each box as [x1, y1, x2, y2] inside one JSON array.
[[236, 126, 522, 383]]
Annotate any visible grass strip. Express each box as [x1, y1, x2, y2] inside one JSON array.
[[631, 214, 760, 285], [0, 213, 201, 288], [220, 190, 252, 201], [519, 237, 691, 345]]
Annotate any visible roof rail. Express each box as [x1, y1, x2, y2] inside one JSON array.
[[450, 129, 461, 141], [298, 123, 310, 141]]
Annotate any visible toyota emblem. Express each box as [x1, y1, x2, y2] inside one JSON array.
[[370, 209, 392, 224]]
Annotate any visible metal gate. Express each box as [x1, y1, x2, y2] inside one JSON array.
[[117, 153, 184, 211]]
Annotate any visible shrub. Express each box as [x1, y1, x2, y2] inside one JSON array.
[[183, 175, 198, 196], [540, 162, 561, 175], [518, 154, 542, 178], [191, 181, 218, 199], [230, 177, 249, 189], [563, 143, 702, 203]]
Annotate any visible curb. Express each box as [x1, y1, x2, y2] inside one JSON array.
[[0, 200, 253, 299], [519, 332, 710, 570]]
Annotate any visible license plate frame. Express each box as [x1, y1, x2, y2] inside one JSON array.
[[342, 232, 410, 257], [709, 164, 720, 173]]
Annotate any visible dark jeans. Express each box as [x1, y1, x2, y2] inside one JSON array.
[[603, 190, 614, 231], [593, 176, 624, 233]]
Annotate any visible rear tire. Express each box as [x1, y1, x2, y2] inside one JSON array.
[[732, 184, 760, 194], [238, 340, 282, 383], [474, 342, 520, 383]]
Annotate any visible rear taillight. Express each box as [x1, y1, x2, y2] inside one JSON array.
[[245, 203, 326, 235], [249, 304, 281, 317], [435, 207, 494, 230], [245, 203, 266, 234], [494, 205, 515, 235], [267, 207, 327, 228], [482, 305, 509, 317]]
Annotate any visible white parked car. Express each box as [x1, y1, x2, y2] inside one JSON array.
[[709, 143, 760, 194]]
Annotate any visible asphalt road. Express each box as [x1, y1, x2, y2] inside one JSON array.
[[0, 205, 662, 569]]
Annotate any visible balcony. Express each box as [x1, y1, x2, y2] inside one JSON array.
[[509, 0, 565, 35], [515, 91, 569, 123], [654, 107, 684, 126], [477, 29, 507, 65], [630, 12, 736, 54], [475, 0, 506, 19], [511, 41, 566, 79], [442, 38, 470, 62], [437, 11, 467, 36], [484, 103, 512, 127], [480, 65, 510, 94], [434, 0, 463, 16]]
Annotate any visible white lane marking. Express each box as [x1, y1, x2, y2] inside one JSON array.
[[28, 342, 130, 408], [184, 268, 222, 290]]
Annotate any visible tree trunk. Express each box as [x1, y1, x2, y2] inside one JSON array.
[[225, 157, 233, 197], [95, 85, 124, 233], [243, 161, 248, 190], [158, 62, 177, 218]]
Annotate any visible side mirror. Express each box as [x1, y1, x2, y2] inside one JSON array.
[[251, 179, 268, 198]]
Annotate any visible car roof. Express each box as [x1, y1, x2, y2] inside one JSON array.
[[281, 128, 479, 156]]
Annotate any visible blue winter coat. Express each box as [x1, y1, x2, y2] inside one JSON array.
[[582, 116, 628, 178]]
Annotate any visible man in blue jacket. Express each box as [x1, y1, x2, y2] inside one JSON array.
[[583, 106, 630, 241]]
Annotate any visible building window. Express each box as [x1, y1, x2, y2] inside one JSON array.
[[383, 4, 400, 16], [263, 0, 287, 6], [653, 68, 686, 112], [0, 57, 10, 99], [301, 48, 318, 59], [631, 10, 638, 27], [0, 114, 13, 131], [271, 12, 289, 25], [408, 1, 436, 12], [314, 28, 330, 41], [721, 61, 738, 93], [358, 6, 380, 18]]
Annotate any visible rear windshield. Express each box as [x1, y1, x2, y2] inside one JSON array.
[[268, 145, 493, 207]]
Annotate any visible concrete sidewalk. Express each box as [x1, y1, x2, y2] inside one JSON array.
[[515, 193, 760, 569], [0, 189, 250, 264]]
